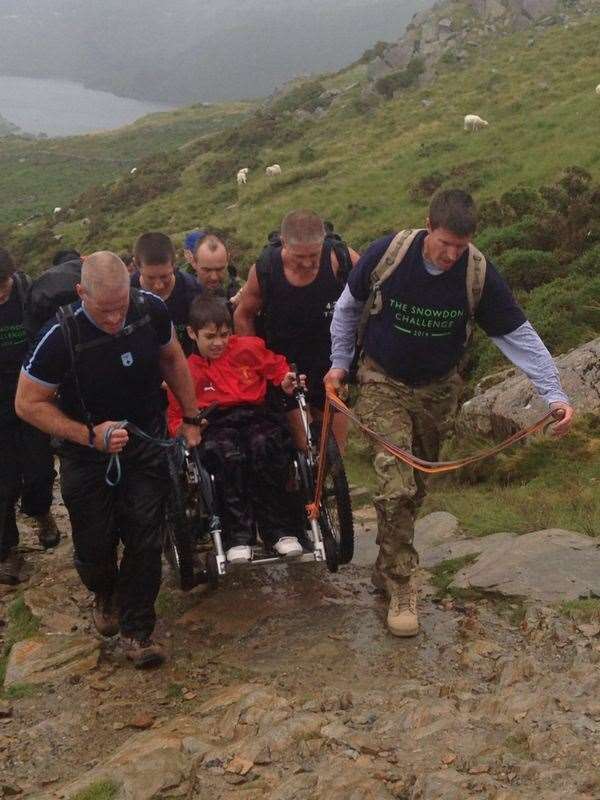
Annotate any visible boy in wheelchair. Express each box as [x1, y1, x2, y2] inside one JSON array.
[[167, 296, 306, 564]]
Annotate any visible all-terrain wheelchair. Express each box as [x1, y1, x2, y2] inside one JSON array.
[[162, 382, 354, 591]]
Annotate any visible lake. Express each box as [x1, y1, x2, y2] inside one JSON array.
[[0, 75, 173, 138]]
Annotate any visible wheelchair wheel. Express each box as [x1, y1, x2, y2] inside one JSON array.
[[163, 450, 197, 591], [312, 426, 354, 565]]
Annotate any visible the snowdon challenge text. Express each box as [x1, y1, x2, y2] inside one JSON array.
[[390, 298, 465, 338]]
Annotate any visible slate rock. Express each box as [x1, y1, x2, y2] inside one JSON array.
[[451, 529, 600, 602], [4, 634, 100, 687]]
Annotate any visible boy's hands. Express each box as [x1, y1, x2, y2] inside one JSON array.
[[281, 371, 307, 396]]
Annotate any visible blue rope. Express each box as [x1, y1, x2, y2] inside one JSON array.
[[103, 420, 185, 487]]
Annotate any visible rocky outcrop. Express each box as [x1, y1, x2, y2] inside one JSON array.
[[367, 0, 597, 96], [458, 337, 600, 440]]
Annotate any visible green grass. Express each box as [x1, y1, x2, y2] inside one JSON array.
[[422, 417, 600, 537], [71, 781, 119, 800], [429, 555, 478, 596], [560, 599, 600, 624], [0, 596, 40, 693]]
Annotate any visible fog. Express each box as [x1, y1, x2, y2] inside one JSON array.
[[0, 0, 431, 103]]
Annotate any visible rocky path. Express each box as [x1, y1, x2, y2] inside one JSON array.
[[1, 506, 600, 799]]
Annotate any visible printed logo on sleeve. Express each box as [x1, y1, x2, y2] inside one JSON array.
[[121, 352, 134, 367]]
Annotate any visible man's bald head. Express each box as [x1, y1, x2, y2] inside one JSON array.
[[77, 252, 132, 335], [80, 251, 129, 297], [191, 236, 229, 291]]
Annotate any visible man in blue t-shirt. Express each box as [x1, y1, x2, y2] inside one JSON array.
[[15, 252, 202, 668], [129, 232, 201, 356], [325, 189, 573, 639]]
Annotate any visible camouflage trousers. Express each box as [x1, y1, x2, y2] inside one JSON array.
[[354, 356, 462, 594]]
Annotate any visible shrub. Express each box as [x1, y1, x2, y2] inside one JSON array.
[[408, 170, 449, 201], [375, 58, 425, 99], [498, 248, 562, 291], [298, 145, 317, 164], [500, 186, 543, 218], [271, 80, 329, 115]]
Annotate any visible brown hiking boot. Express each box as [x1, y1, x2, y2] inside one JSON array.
[[92, 593, 119, 637], [121, 636, 166, 669], [0, 550, 23, 585], [32, 511, 60, 549], [387, 577, 419, 637]]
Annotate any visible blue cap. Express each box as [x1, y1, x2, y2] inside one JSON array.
[[184, 230, 206, 251]]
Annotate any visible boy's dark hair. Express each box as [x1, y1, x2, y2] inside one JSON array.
[[0, 248, 15, 282], [428, 189, 477, 236], [133, 232, 176, 266], [188, 295, 232, 332]]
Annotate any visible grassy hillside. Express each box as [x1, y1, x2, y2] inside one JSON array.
[[0, 102, 253, 226]]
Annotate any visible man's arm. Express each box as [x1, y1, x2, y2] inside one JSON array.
[[324, 284, 365, 392], [15, 373, 130, 453], [158, 336, 202, 446], [491, 321, 574, 437], [233, 265, 262, 335]]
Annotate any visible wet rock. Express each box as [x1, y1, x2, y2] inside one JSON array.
[[44, 716, 204, 800], [4, 634, 100, 687], [270, 773, 318, 800], [420, 531, 515, 570], [451, 529, 600, 602]]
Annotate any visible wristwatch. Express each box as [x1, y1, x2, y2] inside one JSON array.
[[182, 412, 204, 426]]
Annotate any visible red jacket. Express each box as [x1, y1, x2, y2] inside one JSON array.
[[167, 335, 290, 434]]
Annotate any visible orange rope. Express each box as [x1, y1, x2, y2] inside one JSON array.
[[307, 390, 561, 521]]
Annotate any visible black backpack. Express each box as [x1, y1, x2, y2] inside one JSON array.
[[255, 225, 353, 317], [24, 257, 83, 341]]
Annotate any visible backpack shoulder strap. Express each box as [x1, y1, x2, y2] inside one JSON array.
[[56, 303, 95, 441], [328, 238, 353, 286], [12, 271, 31, 313], [356, 228, 424, 347], [255, 244, 279, 313], [464, 244, 487, 345]]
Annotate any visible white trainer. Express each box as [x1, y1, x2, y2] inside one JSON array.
[[273, 536, 303, 558], [226, 545, 252, 564]]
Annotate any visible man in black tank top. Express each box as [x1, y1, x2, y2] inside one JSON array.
[[234, 210, 359, 448]]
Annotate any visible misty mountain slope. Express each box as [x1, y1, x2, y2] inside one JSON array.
[[0, 102, 253, 225], [0, 0, 431, 102], [27, 11, 597, 264]]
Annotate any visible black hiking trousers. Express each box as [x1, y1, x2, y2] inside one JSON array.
[[201, 406, 304, 549], [59, 433, 168, 639], [0, 401, 56, 560]]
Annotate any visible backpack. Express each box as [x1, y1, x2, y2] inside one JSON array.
[[356, 228, 487, 349], [256, 225, 353, 314], [24, 257, 83, 342]]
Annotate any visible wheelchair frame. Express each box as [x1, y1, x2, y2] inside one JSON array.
[[162, 387, 354, 590]]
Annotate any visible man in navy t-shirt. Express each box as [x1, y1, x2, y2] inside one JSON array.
[[326, 189, 573, 639], [15, 252, 202, 668], [130, 232, 201, 356]]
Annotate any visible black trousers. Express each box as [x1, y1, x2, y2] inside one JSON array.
[[0, 402, 55, 559], [201, 407, 303, 548], [60, 437, 168, 639]]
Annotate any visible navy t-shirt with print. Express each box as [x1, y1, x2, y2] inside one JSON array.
[[23, 290, 173, 430], [130, 269, 201, 356], [348, 231, 526, 384], [0, 277, 28, 402]]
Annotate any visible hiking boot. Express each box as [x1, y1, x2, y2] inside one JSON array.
[[121, 636, 166, 669], [273, 536, 303, 558], [92, 593, 119, 637], [32, 511, 60, 549], [226, 545, 252, 564], [0, 550, 23, 585], [387, 577, 419, 637]]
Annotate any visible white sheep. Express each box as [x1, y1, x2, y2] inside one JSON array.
[[237, 167, 249, 185], [53, 206, 62, 215], [464, 114, 489, 132], [266, 164, 282, 177], [595, 84, 600, 96]]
